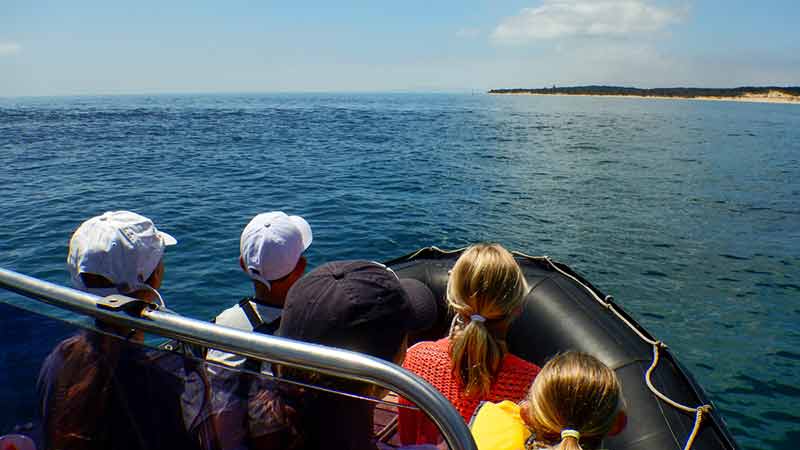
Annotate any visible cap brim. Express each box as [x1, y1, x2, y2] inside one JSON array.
[[399, 278, 437, 332], [160, 231, 177, 246], [289, 215, 313, 250]]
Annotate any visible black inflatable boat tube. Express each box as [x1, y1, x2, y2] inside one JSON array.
[[385, 247, 739, 450]]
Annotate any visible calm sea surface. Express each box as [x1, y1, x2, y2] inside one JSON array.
[[1, 93, 798, 449]]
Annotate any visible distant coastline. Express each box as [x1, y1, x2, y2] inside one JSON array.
[[488, 86, 800, 104]]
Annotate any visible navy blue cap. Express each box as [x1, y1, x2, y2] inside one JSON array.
[[279, 260, 437, 360]]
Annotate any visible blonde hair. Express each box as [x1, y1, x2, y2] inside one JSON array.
[[523, 352, 623, 450], [448, 243, 528, 397]]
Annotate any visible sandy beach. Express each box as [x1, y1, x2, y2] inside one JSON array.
[[489, 91, 800, 105]]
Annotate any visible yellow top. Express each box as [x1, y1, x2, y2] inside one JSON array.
[[469, 400, 531, 450]]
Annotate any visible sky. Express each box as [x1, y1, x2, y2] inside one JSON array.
[[1, 0, 799, 96]]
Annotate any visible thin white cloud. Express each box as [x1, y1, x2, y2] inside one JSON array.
[[492, 0, 682, 44], [0, 42, 21, 56]]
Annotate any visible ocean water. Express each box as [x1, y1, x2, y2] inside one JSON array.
[[1, 93, 798, 449]]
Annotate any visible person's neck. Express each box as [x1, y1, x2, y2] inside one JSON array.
[[130, 288, 157, 304], [252, 282, 285, 309]]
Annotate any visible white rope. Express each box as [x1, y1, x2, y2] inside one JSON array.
[[403, 245, 467, 261], [513, 252, 713, 450], [407, 247, 712, 450]]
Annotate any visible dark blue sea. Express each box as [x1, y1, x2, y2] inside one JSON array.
[[0, 93, 798, 449]]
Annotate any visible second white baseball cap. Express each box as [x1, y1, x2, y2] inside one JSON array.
[[240, 211, 312, 288]]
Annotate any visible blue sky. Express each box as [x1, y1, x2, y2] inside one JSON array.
[[1, 0, 799, 96]]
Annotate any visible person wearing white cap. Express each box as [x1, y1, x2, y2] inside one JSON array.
[[36, 211, 202, 450], [206, 211, 312, 371], [65, 210, 177, 342], [67, 210, 177, 311]]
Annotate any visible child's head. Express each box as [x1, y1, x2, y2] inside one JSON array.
[[448, 243, 528, 396], [521, 352, 626, 450]]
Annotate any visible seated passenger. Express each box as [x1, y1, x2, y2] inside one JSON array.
[[206, 211, 312, 372], [37, 211, 202, 450], [68, 210, 175, 311], [470, 352, 627, 450], [243, 261, 437, 450], [398, 243, 541, 445]]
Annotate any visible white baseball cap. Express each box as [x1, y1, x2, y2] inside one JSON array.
[[67, 211, 177, 294], [240, 211, 312, 288]]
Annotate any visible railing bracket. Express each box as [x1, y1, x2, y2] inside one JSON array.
[[96, 294, 150, 314]]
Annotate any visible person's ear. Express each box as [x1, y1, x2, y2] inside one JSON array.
[[277, 257, 307, 289], [296, 256, 307, 275], [239, 256, 246, 272], [607, 411, 627, 436], [145, 260, 165, 289], [284, 256, 307, 283]]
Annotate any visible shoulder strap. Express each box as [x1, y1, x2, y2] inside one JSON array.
[[242, 316, 281, 373], [240, 300, 282, 373], [254, 316, 282, 335], [238, 297, 264, 330]]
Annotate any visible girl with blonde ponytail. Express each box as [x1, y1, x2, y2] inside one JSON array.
[[522, 352, 626, 450], [470, 352, 626, 450], [399, 244, 541, 445]]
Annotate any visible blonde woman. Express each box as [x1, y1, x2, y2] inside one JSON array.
[[469, 352, 627, 450], [398, 243, 541, 445]]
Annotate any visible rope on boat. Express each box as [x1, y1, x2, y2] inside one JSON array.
[[402, 245, 466, 261], [400, 247, 713, 449], [511, 251, 713, 450]]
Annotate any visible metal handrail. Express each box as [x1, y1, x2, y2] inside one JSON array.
[[0, 267, 477, 450]]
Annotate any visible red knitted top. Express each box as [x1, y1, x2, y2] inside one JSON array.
[[398, 338, 540, 445]]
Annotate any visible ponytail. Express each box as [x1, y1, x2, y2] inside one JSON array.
[[449, 314, 504, 396], [557, 429, 583, 450], [447, 243, 527, 397], [522, 352, 624, 450]]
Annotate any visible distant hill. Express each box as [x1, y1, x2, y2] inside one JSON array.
[[489, 85, 800, 99]]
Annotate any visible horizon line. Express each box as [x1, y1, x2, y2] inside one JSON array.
[[4, 84, 800, 99], [0, 88, 487, 99]]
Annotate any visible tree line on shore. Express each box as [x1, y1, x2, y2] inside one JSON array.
[[488, 85, 800, 97]]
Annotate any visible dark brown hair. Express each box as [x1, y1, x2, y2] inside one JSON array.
[[45, 332, 120, 450]]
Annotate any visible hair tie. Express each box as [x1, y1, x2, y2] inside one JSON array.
[[561, 429, 581, 441], [470, 314, 486, 323]]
